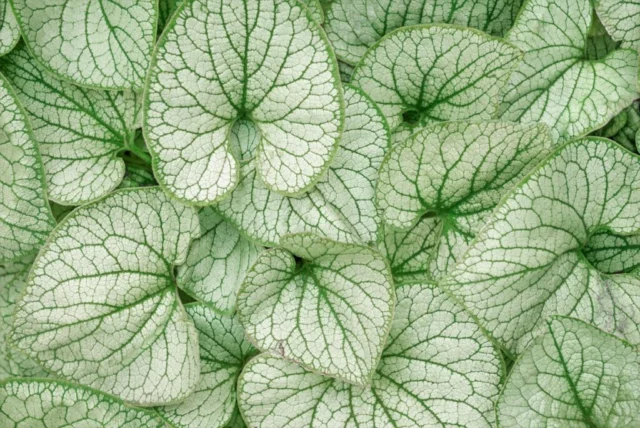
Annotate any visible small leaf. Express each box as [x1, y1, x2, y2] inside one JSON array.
[[237, 233, 395, 385], [159, 304, 256, 428], [237, 283, 502, 427], [217, 85, 389, 246], [377, 121, 552, 280], [177, 207, 262, 314], [145, 0, 343, 204], [596, 0, 640, 52], [0, 379, 164, 426], [0, 45, 141, 205], [0, 69, 54, 262], [497, 317, 640, 427], [444, 138, 640, 355], [0, 0, 19, 57], [10, 0, 157, 89], [324, 0, 524, 64], [0, 255, 48, 379], [351, 25, 522, 137], [500, 0, 639, 142], [11, 187, 201, 406]]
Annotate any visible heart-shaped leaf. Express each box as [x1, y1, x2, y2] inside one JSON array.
[[236, 233, 395, 386], [145, 0, 343, 204], [444, 138, 640, 355], [500, 0, 639, 142], [11, 187, 201, 406]]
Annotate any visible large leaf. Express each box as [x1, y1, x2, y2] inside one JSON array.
[[0, 45, 142, 205], [0, 0, 19, 57], [237, 283, 503, 427], [0, 70, 54, 262], [236, 233, 395, 386], [0, 379, 164, 426], [324, 0, 524, 65], [500, 0, 639, 143], [497, 317, 640, 427], [0, 255, 47, 379], [217, 85, 389, 246], [444, 138, 640, 356], [177, 207, 262, 314], [351, 25, 522, 137], [10, 0, 156, 89], [159, 304, 256, 428], [10, 187, 201, 406], [145, 0, 343, 204], [596, 0, 640, 52], [377, 121, 552, 280]]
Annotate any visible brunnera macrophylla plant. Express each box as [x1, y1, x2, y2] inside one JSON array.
[[0, 0, 639, 426]]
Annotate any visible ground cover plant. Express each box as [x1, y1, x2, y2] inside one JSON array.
[[0, 0, 639, 426]]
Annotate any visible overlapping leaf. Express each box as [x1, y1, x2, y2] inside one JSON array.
[[217, 85, 389, 246], [10, 0, 156, 89], [0, 379, 164, 426], [159, 304, 255, 428], [177, 207, 262, 314], [497, 317, 640, 427], [0, 45, 142, 205], [500, 0, 639, 143], [351, 25, 521, 139], [236, 233, 395, 386], [0, 70, 54, 262], [238, 283, 502, 427], [11, 188, 201, 406], [444, 138, 640, 355], [145, 0, 343, 204], [596, 0, 640, 52], [377, 121, 552, 280], [324, 0, 524, 64], [0, 0, 19, 57]]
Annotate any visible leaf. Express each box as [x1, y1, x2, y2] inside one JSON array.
[[324, 0, 524, 64], [0, 255, 48, 379], [177, 207, 262, 314], [338, 60, 353, 83], [237, 282, 503, 427], [377, 121, 552, 281], [299, 0, 324, 24], [351, 25, 522, 137], [499, 0, 639, 143], [596, 0, 640, 52], [0, 379, 164, 426], [0, 69, 54, 262], [236, 233, 395, 386], [10, 0, 156, 89], [10, 187, 201, 406], [0, 45, 142, 205], [497, 316, 640, 427], [159, 304, 255, 428], [158, 0, 183, 33], [217, 85, 389, 246], [0, 0, 19, 57], [145, 0, 343, 204], [443, 138, 640, 356]]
